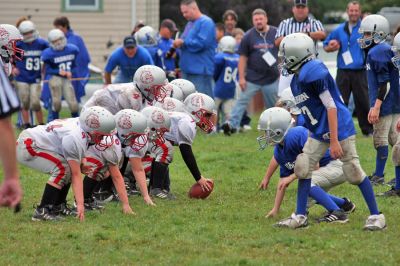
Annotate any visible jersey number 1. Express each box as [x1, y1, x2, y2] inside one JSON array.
[[300, 106, 318, 125]]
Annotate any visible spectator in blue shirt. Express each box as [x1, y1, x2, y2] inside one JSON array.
[[156, 19, 179, 81], [323, 1, 373, 137], [173, 0, 216, 98], [104, 36, 153, 84], [53, 16, 91, 103]]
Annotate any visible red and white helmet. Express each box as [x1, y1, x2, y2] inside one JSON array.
[[154, 97, 185, 112], [184, 93, 216, 133], [170, 79, 196, 100], [115, 109, 148, 151], [164, 82, 184, 101], [115, 83, 143, 111], [48, 29, 67, 51], [79, 106, 116, 151], [133, 65, 168, 103], [141, 106, 171, 144], [0, 24, 23, 61], [18, 20, 39, 43]]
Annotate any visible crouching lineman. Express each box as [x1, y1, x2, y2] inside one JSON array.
[[277, 32, 385, 230], [258, 107, 355, 223], [145, 93, 216, 199], [16, 106, 116, 221], [82, 109, 156, 211]]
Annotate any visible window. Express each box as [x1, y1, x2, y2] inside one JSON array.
[[63, 0, 102, 12]]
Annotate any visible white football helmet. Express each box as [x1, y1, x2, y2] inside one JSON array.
[[164, 82, 184, 101], [184, 93, 216, 133], [18, 20, 39, 43], [134, 25, 158, 47], [391, 32, 400, 69], [133, 65, 168, 102], [358, 14, 390, 49], [0, 24, 23, 61], [278, 33, 315, 76], [257, 107, 294, 150], [170, 79, 196, 100], [218, 36, 236, 53], [115, 109, 148, 151], [141, 106, 171, 144], [79, 106, 116, 151], [276, 87, 300, 115], [154, 97, 185, 112], [48, 29, 67, 51], [115, 83, 143, 111]]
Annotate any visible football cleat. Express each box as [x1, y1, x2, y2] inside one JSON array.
[[32, 205, 63, 221], [377, 187, 400, 197], [386, 178, 396, 186], [82, 198, 105, 211], [317, 209, 348, 223], [274, 213, 308, 229], [368, 175, 385, 185], [341, 198, 356, 214], [363, 213, 386, 231], [53, 202, 78, 216], [150, 188, 176, 200], [221, 122, 232, 136]]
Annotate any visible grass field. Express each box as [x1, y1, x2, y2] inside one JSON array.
[[1, 113, 399, 265]]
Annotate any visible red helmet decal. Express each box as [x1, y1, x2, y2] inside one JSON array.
[[132, 92, 140, 99], [140, 70, 154, 85], [85, 114, 100, 129], [0, 28, 10, 44], [191, 95, 204, 108], [163, 100, 176, 111], [117, 114, 132, 129], [151, 110, 165, 124]]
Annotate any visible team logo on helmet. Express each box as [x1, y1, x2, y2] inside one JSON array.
[[140, 70, 154, 85], [85, 114, 101, 129], [132, 92, 140, 99], [163, 100, 176, 111], [117, 114, 133, 129], [191, 95, 204, 108], [0, 27, 10, 43], [151, 110, 165, 124]]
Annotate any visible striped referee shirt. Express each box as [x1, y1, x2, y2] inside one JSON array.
[[275, 17, 325, 39], [0, 59, 20, 116]]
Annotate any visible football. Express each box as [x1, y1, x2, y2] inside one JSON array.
[[188, 179, 214, 199]]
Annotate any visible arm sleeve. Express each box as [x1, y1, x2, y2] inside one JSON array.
[[213, 55, 224, 81], [312, 19, 325, 32], [275, 21, 286, 39], [62, 136, 83, 162], [319, 90, 337, 109], [179, 143, 201, 181], [323, 29, 337, 47], [183, 20, 215, 53], [104, 50, 118, 73]]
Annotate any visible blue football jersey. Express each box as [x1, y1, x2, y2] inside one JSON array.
[[15, 38, 49, 83], [290, 59, 356, 142], [213, 52, 239, 99], [366, 43, 400, 116], [274, 126, 332, 177], [41, 43, 79, 77]]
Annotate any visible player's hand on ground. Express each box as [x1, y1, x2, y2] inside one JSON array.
[[197, 176, 212, 192], [144, 195, 156, 206], [259, 177, 270, 190], [239, 77, 246, 91], [265, 208, 278, 218], [76, 204, 85, 222], [368, 107, 380, 124], [122, 204, 135, 215], [329, 140, 343, 159], [0, 178, 23, 208]]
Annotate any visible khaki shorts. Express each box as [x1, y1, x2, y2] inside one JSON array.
[[49, 76, 78, 113], [15, 81, 42, 111], [311, 159, 346, 191], [215, 98, 235, 123], [373, 114, 400, 148]]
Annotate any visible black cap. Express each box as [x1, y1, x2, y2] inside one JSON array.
[[294, 0, 307, 7], [123, 36, 136, 48], [160, 19, 178, 32]]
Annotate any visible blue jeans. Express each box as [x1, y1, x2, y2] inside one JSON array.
[[229, 79, 278, 129], [182, 73, 213, 98]]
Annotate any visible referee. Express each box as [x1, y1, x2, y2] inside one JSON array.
[[275, 0, 326, 94], [0, 53, 22, 209]]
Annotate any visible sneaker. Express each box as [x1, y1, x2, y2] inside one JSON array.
[[274, 213, 308, 229], [377, 187, 400, 197], [162, 189, 177, 200], [32, 205, 63, 221], [317, 209, 348, 223], [363, 213, 386, 231], [221, 123, 232, 136], [341, 198, 356, 214], [150, 188, 173, 200], [81, 198, 105, 211], [53, 202, 77, 216], [368, 175, 385, 185], [386, 178, 396, 186], [93, 189, 114, 204], [242, 125, 252, 131], [128, 187, 141, 196]]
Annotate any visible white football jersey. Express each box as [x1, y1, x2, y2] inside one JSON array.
[[84, 83, 143, 114], [164, 112, 197, 145], [26, 118, 88, 162], [85, 134, 123, 167], [122, 139, 149, 159]]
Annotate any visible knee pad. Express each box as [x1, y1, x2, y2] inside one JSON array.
[[342, 159, 366, 185], [52, 100, 61, 112], [392, 145, 400, 166], [30, 101, 41, 111], [69, 102, 79, 114], [294, 153, 311, 179]]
